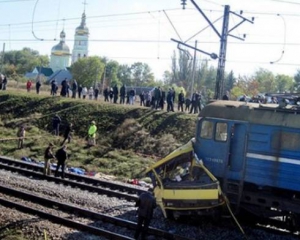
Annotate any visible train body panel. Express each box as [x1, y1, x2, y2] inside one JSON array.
[[195, 100, 300, 220]]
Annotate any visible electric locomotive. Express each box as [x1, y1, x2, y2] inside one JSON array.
[[194, 100, 300, 228]]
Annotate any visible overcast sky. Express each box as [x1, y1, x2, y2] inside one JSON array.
[[1, 0, 300, 80]]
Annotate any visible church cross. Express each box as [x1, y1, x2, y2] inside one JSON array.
[[82, 0, 88, 12]]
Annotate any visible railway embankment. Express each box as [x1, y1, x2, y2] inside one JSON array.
[[0, 91, 196, 179]]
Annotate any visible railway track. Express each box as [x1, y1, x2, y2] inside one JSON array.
[[0, 156, 145, 201], [0, 155, 298, 239], [0, 184, 194, 240]]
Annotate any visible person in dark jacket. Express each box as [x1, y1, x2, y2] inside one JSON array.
[[52, 114, 61, 136], [134, 189, 157, 240], [185, 98, 191, 112], [166, 88, 174, 112], [109, 88, 114, 103], [160, 90, 166, 110], [222, 91, 229, 100], [139, 91, 145, 106], [72, 80, 78, 98], [61, 123, 73, 146], [113, 84, 118, 103], [78, 84, 83, 98], [94, 87, 99, 100], [2, 75, 7, 90], [60, 78, 68, 97], [178, 90, 185, 112], [55, 145, 68, 179], [51, 80, 57, 96], [120, 84, 126, 104], [36, 79, 41, 94], [189, 92, 200, 114], [104, 87, 109, 102]]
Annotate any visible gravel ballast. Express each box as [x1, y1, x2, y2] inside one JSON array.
[[0, 169, 298, 240]]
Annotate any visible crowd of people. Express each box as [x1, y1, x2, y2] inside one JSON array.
[[43, 78, 204, 114], [16, 112, 97, 180]]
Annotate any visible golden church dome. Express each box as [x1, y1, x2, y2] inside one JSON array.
[[75, 12, 89, 35], [51, 30, 70, 56]]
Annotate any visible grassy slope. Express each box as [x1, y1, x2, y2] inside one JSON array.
[[0, 90, 197, 179]]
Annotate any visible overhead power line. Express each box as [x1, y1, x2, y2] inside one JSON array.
[[270, 0, 300, 5], [0, 0, 34, 2]]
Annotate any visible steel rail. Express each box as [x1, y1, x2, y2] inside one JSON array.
[[0, 197, 133, 240], [0, 161, 138, 202], [0, 155, 146, 195], [0, 184, 194, 240]]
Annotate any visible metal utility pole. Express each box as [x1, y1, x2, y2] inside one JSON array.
[[190, 40, 198, 97], [102, 65, 106, 94], [214, 5, 230, 100], [175, 0, 253, 100], [1, 43, 5, 74]]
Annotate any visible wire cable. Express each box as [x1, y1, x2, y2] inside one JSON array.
[[31, 0, 44, 41], [270, 14, 286, 64], [184, 15, 223, 43], [54, 0, 62, 40], [163, 10, 182, 41]]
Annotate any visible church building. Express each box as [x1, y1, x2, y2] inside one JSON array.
[[72, 11, 89, 64], [49, 30, 71, 72]]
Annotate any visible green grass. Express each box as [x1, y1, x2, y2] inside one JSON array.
[[0, 90, 197, 180]]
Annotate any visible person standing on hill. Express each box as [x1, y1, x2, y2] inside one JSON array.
[[72, 79, 78, 98], [55, 145, 68, 179], [44, 143, 55, 176], [51, 80, 57, 96], [36, 78, 41, 94], [26, 80, 32, 92], [113, 84, 119, 103], [134, 189, 157, 240], [88, 87, 94, 100], [2, 75, 7, 90], [60, 78, 68, 97], [120, 84, 126, 104], [61, 123, 73, 146], [52, 114, 61, 136], [88, 121, 97, 146], [94, 87, 99, 100], [166, 88, 174, 112], [17, 125, 26, 149], [82, 86, 88, 99], [178, 90, 185, 112], [78, 84, 83, 98]]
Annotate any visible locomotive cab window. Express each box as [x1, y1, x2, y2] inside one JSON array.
[[200, 120, 213, 139], [215, 123, 228, 141]]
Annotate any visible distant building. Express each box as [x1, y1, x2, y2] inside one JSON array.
[[72, 11, 89, 64], [47, 69, 72, 85], [25, 66, 53, 80], [50, 30, 71, 72]]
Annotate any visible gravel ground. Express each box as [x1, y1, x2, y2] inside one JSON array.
[[0, 169, 298, 240]]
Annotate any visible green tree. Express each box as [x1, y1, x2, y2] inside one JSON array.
[[131, 62, 154, 86], [225, 70, 235, 91], [170, 50, 192, 90], [105, 60, 120, 86], [71, 56, 104, 87], [117, 64, 132, 86], [162, 70, 172, 85], [294, 69, 300, 91], [275, 74, 294, 93], [2, 48, 49, 77], [253, 68, 276, 93]]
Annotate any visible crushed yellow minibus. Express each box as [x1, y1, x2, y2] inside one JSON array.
[[144, 139, 225, 219]]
